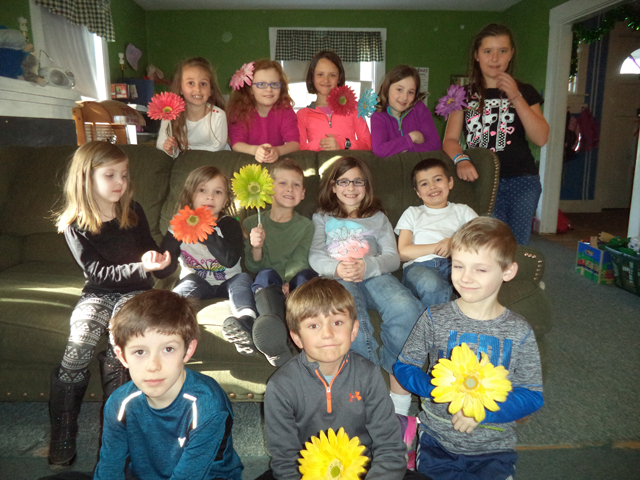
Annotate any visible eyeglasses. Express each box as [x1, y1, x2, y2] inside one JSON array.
[[335, 179, 366, 187], [254, 82, 282, 89]]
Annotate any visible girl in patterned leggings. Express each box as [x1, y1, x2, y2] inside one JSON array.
[[49, 141, 170, 466]]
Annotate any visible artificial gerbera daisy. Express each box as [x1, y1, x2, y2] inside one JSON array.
[[147, 92, 186, 121], [435, 84, 468, 120], [431, 342, 512, 422], [357, 88, 379, 119], [230, 62, 255, 90], [327, 85, 357, 116], [169, 205, 217, 244], [232, 164, 274, 224], [298, 428, 369, 480]]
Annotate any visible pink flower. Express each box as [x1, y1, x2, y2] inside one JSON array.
[[435, 84, 468, 120], [230, 62, 255, 90], [327, 85, 357, 116], [147, 92, 186, 121]]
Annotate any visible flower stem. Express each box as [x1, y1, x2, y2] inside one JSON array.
[[422, 405, 505, 432], [168, 122, 175, 160], [257, 207, 261, 225]]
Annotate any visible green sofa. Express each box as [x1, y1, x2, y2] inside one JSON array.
[[0, 145, 550, 403]]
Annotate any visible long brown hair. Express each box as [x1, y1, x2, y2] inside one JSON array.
[[316, 156, 385, 219], [468, 23, 518, 112], [227, 59, 294, 129], [176, 165, 236, 218], [168, 57, 226, 152], [56, 141, 137, 234], [376, 64, 425, 112]]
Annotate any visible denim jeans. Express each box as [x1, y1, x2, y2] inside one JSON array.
[[339, 273, 424, 374], [173, 272, 256, 315], [251, 268, 318, 293], [493, 175, 542, 245], [402, 258, 453, 310]]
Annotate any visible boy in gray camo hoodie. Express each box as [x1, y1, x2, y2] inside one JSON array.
[[394, 217, 544, 480]]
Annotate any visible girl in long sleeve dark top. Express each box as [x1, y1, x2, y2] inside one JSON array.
[[49, 142, 170, 467], [157, 166, 258, 355]]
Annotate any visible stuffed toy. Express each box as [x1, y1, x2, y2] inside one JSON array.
[[0, 26, 47, 85]]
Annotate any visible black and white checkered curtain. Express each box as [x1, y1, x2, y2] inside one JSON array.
[[36, 0, 115, 42], [275, 30, 384, 62]]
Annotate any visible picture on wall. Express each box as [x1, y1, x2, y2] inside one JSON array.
[[450, 75, 469, 87]]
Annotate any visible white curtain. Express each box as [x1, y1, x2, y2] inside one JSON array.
[[39, 5, 100, 100]]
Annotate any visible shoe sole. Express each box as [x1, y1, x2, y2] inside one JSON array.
[[222, 318, 257, 356], [252, 315, 292, 367]]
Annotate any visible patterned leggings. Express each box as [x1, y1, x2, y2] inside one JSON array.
[[58, 291, 142, 384]]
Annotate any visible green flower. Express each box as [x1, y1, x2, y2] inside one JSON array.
[[232, 164, 275, 210]]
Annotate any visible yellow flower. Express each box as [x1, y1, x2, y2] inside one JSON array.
[[431, 343, 512, 422], [299, 428, 369, 480], [232, 164, 275, 210]]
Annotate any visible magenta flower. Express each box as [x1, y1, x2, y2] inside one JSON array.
[[147, 92, 186, 121], [435, 84, 468, 120], [230, 62, 255, 90]]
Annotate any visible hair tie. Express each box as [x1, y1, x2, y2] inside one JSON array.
[[230, 62, 255, 90]]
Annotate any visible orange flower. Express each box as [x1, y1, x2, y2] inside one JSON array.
[[170, 206, 217, 244]]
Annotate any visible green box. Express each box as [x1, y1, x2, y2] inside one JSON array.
[[576, 241, 614, 284]]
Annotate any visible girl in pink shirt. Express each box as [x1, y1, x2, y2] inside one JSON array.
[[297, 51, 372, 152], [227, 59, 300, 163]]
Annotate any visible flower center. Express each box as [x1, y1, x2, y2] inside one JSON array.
[[463, 374, 479, 391], [325, 459, 344, 479], [247, 182, 261, 195], [186, 215, 200, 226], [447, 98, 455, 105], [162, 106, 173, 113], [339, 96, 347, 106]]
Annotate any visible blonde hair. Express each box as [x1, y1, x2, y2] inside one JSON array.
[[286, 277, 357, 335], [451, 217, 517, 270], [169, 57, 226, 152], [176, 165, 236, 218], [226, 59, 294, 128], [270, 157, 304, 181], [56, 141, 137, 234]]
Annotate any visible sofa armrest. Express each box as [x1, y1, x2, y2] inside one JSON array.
[[514, 245, 545, 284], [0, 234, 22, 272]]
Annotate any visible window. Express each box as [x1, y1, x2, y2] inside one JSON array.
[[269, 28, 385, 111], [620, 49, 640, 74]]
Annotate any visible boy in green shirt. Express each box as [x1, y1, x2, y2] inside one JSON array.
[[223, 158, 317, 366]]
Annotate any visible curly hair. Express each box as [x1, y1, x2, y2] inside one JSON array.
[[226, 59, 294, 130], [376, 64, 425, 112], [316, 156, 385, 219], [167, 57, 226, 152]]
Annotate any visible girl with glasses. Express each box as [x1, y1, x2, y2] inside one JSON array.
[[227, 59, 300, 163], [309, 156, 423, 423]]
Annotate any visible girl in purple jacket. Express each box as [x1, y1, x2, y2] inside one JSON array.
[[371, 65, 441, 157]]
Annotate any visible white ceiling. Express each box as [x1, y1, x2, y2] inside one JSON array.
[[133, 0, 522, 11]]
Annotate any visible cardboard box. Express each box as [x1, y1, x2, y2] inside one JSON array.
[[576, 241, 614, 284]]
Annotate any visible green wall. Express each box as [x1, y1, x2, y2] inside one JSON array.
[[0, 0, 31, 40], [144, 9, 506, 133], [109, 0, 148, 82]]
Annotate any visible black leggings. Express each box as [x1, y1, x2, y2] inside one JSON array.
[[58, 291, 142, 383]]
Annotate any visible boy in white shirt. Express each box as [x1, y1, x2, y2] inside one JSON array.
[[395, 158, 477, 309]]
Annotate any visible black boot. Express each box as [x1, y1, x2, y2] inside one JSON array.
[[97, 350, 130, 401], [48, 368, 90, 467], [222, 315, 257, 356], [252, 285, 293, 367]]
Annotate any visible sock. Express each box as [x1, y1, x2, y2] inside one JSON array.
[[390, 391, 412, 416], [236, 308, 257, 319]]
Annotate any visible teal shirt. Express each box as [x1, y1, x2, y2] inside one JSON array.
[[243, 210, 314, 282]]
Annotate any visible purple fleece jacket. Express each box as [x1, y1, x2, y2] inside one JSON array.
[[371, 101, 441, 157]]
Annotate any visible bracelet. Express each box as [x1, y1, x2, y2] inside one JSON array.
[[508, 91, 523, 102], [452, 154, 470, 165]]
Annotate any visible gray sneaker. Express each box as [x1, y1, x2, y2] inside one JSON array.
[[222, 315, 257, 356]]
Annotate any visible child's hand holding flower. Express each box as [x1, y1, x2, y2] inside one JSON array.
[[451, 410, 480, 434]]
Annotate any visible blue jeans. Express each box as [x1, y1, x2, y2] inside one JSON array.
[[251, 268, 318, 293], [173, 273, 256, 315], [402, 258, 453, 310], [493, 175, 542, 245], [339, 274, 424, 374], [417, 429, 517, 480]]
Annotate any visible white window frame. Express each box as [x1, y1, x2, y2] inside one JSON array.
[[268, 27, 387, 91]]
